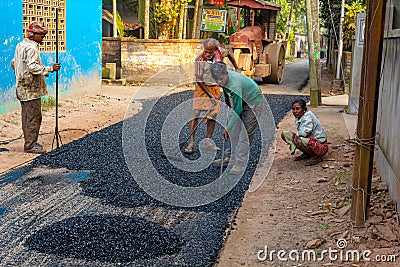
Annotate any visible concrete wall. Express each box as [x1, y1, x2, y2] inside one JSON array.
[[0, 0, 102, 112], [103, 37, 121, 78], [121, 39, 203, 82], [348, 13, 366, 114], [376, 36, 400, 214]]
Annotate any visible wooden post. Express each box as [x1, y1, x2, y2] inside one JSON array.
[[305, 0, 321, 107], [350, 0, 387, 227], [237, 7, 241, 31]]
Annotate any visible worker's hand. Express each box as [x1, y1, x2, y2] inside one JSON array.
[[235, 67, 243, 73], [53, 63, 61, 71], [223, 130, 229, 140]]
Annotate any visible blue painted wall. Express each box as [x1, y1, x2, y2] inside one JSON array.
[[0, 0, 102, 112]]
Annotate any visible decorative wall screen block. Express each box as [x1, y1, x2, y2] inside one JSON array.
[[23, 0, 66, 52]]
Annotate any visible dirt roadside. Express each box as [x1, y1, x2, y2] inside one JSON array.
[[217, 105, 398, 267], [1, 69, 399, 267], [216, 70, 400, 267], [0, 85, 138, 173]]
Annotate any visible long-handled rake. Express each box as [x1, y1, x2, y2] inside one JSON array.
[[220, 107, 231, 176], [161, 95, 222, 162]]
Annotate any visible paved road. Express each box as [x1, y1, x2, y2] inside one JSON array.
[[0, 59, 310, 266], [258, 58, 310, 95]]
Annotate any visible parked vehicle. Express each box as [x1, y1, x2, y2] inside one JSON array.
[[227, 0, 286, 84]]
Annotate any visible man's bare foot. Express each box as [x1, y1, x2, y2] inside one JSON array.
[[184, 144, 194, 154]]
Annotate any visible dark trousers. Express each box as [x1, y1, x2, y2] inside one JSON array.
[[20, 98, 42, 150]]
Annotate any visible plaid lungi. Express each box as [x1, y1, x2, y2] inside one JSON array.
[[193, 84, 221, 119]]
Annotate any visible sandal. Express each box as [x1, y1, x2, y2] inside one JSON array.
[[24, 143, 46, 154], [202, 139, 220, 151], [294, 153, 311, 161], [305, 156, 323, 166]]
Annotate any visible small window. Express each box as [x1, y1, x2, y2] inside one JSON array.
[[23, 0, 66, 52], [392, 1, 400, 30]]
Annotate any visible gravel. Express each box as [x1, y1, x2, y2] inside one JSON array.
[[8, 92, 309, 266]]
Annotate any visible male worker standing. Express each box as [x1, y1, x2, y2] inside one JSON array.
[[11, 22, 61, 154], [184, 38, 240, 154], [211, 62, 264, 175]]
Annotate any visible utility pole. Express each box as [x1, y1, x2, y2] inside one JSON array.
[[285, 0, 295, 57], [144, 0, 150, 39], [285, 0, 295, 40], [113, 0, 118, 37], [305, 0, 321, 107], [336, 0, 345, 80], [350, 0, 387, 227]]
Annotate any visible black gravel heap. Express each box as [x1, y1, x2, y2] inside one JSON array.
[[25, 215, 183, 263], [25, 92, 309, 266]]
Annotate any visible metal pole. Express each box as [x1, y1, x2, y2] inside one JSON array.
[[113, 0, 118, 37], [336, 0, 345, 79], [53, 7, 62, 149], [350, 0, 387, 227]]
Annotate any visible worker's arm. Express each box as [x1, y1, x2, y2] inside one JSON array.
[[197, 81, 217, 100], [223, 90, 231, 108], [226, 91, 243, 131], [227, 51, 243, 72]]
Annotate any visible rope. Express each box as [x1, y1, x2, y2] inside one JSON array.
[[346, 133, 379, 151]]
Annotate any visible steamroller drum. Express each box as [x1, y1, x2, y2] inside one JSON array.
[[262, 43, 285, 84]]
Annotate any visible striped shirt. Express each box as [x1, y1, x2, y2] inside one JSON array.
[[10, 38, 53, 101], [194, 47, 229, 85]]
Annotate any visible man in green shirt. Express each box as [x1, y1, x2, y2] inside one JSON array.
[[211, 62, 264, 175]]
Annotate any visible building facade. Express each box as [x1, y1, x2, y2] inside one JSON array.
[[0, 0, 102, 112]]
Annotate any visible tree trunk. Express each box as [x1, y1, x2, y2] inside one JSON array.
[[192, 0, 203, 39], [144, 0, 150, 39], [306, 0, 321, 107], [159, 23, 171, 39], [178, 3, 186, 39]]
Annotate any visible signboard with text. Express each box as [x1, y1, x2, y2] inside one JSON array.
[[200, 9, 227, 32], [209, 0, 224, 6]]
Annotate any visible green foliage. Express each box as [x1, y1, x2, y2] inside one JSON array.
[[343, 0, 366, 49], [320, 0, 366, 50], [153, 0, 191, 39], [116, 11, 125, 37], [154, 2, 178, 24], [292, 0, 307, 34], [154, 0, 189, 24], [41, 96, 58, 107], [320, 223, 329, 229], [270, 0, 290, 35]]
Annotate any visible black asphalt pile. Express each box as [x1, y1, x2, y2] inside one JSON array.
[[25, 214, 183, 263], [23, 92, 309, 266]]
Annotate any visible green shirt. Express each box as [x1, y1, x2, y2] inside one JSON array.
[[222, 71, 264, 130]]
